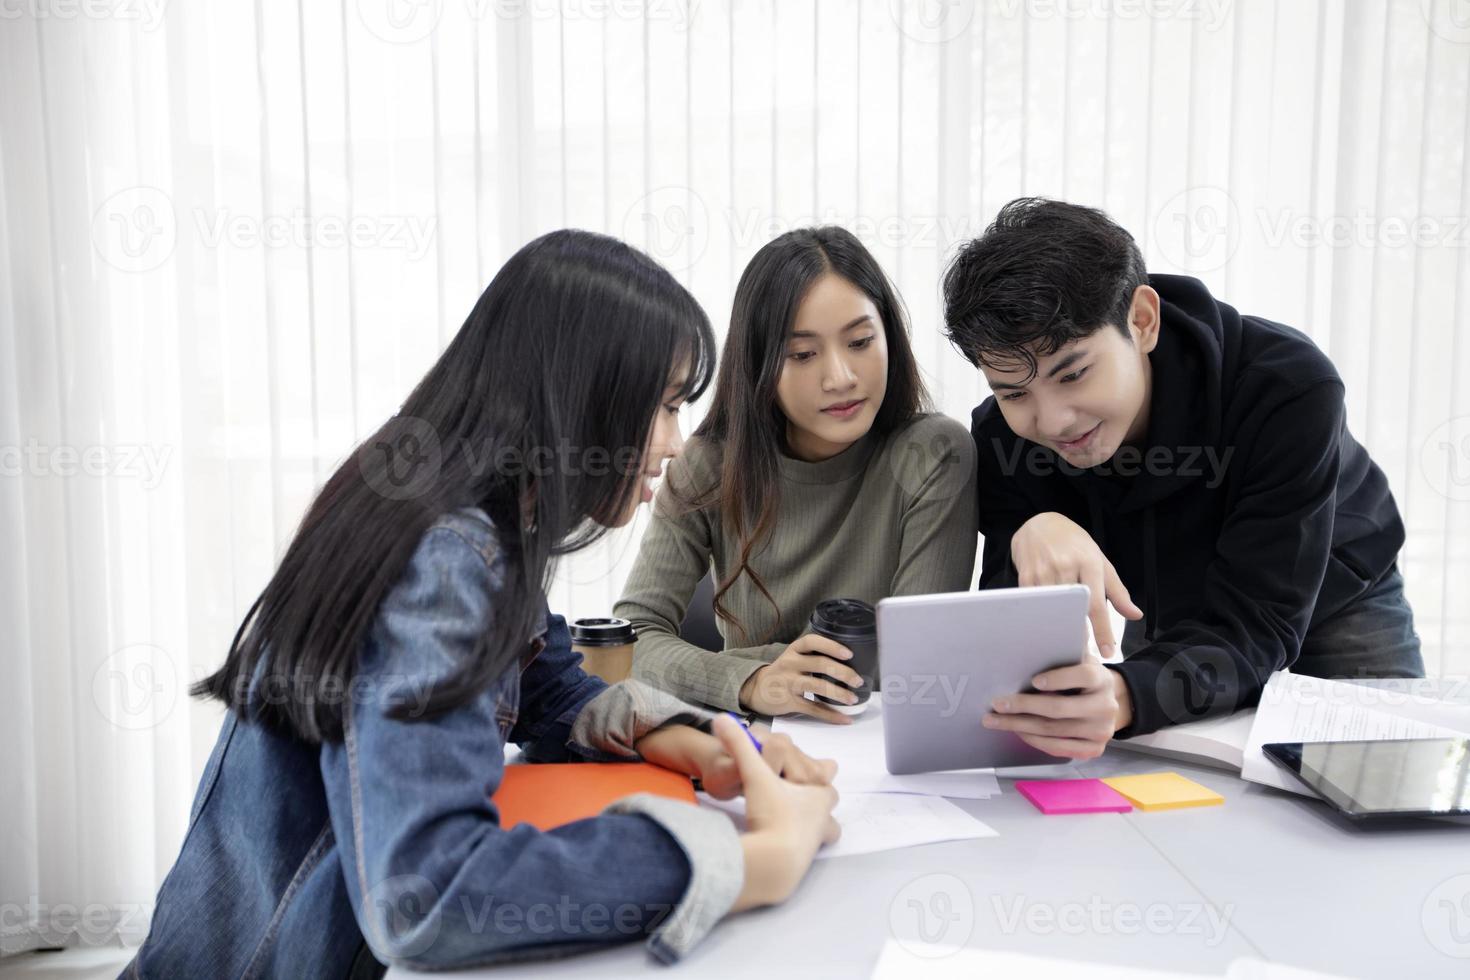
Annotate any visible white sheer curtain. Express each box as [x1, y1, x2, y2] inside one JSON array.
[[2, 0, 1466, 954]]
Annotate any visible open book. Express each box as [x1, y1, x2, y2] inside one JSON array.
[[1114, 707, 1256, 772]]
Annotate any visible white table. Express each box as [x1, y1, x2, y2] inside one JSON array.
[[389, 744, 1470, 979]]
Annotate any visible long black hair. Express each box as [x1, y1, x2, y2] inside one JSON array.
[[194, 230, 717, 742], [684, 226, 930, 641]]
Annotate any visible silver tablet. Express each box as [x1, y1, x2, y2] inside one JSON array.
[[877, 585, 1090, 773]]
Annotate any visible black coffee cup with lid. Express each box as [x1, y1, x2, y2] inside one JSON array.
[[807, 598, 877, 715]]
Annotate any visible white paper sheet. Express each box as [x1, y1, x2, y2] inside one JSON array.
[[698, 790, 997, 859], [1241, 672, 1470, 795], [770, 699, 1002, 799]]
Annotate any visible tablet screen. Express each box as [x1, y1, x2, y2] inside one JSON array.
[[1263, 737, 1470, 818]]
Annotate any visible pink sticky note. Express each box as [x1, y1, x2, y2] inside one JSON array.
[[1015, 778, 1133, 814]]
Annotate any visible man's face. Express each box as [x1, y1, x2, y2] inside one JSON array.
[[980, 286, 1159, 468]]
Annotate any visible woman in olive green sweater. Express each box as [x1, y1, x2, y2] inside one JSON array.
[[615, 226, 978, 723]]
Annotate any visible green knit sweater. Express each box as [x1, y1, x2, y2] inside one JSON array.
[[615, 412, 979, 711]]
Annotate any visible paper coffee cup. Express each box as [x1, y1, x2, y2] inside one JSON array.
[[569, 617, 638, 684]]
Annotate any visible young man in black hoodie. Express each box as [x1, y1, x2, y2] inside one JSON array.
[[943, 198, 1422, 760]]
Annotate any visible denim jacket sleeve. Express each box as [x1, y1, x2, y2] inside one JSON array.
[[318, 522, 742, 970]]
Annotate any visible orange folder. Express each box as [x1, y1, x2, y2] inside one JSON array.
[[491, 763, 696, 831]]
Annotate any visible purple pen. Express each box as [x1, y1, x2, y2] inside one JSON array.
[[724, 712, 764, 752]]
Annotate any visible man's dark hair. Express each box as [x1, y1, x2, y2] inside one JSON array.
[[942, 197, 1148, 380]]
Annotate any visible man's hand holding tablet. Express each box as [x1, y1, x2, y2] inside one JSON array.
[[984, 659, 1131, 761]]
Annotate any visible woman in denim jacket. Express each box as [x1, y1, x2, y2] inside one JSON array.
[[124, 231, 841, 979]]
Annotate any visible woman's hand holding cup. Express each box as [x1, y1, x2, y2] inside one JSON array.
[[737, 634, 863, 724]]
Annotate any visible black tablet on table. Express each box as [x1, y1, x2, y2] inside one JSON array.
[[1262, 737, 1470, 821]]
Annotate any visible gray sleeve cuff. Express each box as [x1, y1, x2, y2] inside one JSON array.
[[568, 679, 720, 760], [602, 793, 744, 964]]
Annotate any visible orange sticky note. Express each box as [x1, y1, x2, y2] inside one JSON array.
[[491, 762, 696, 831], [1101, 772, 1224, 812]]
